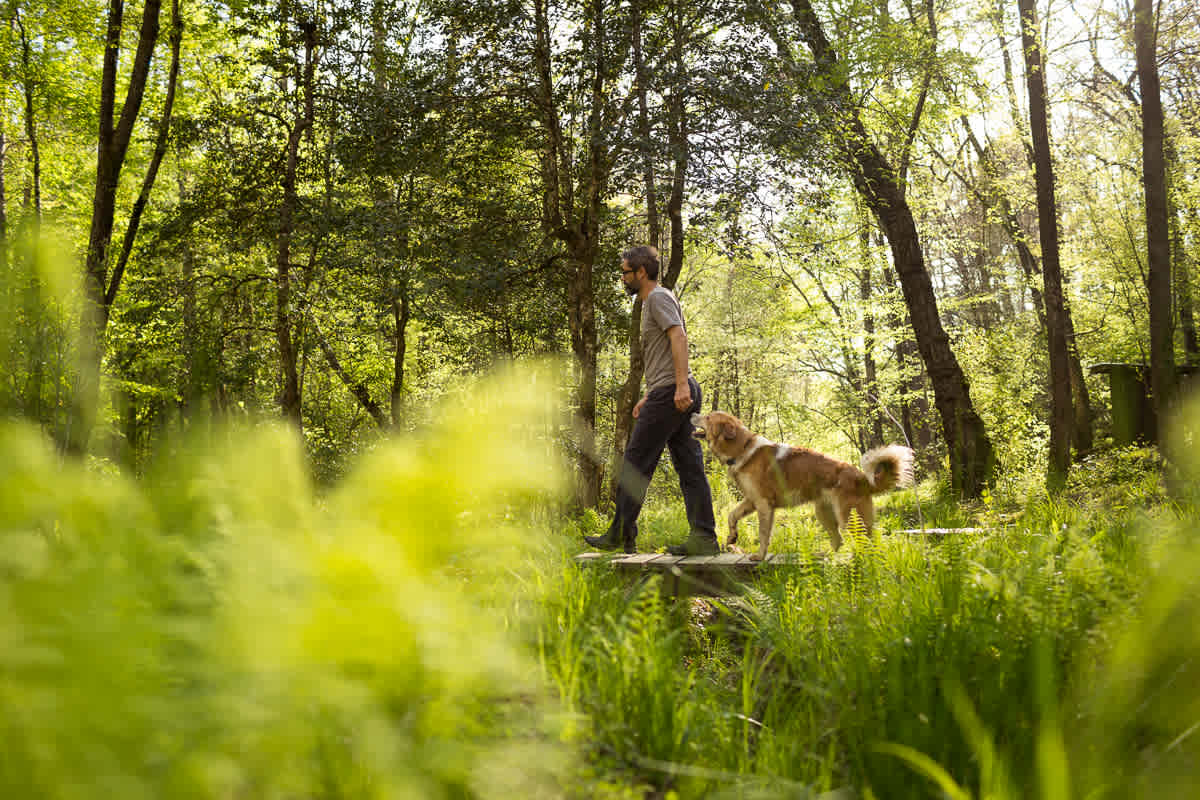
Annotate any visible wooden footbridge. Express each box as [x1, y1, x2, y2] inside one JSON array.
[[575, 529, 984, 598], [574, 551, 813, 598]]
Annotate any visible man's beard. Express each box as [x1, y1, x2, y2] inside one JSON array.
[[624, 282, 638, 297]]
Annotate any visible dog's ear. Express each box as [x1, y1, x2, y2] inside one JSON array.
[[720, 423, 736, 441]]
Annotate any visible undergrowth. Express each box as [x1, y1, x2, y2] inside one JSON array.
[[541, 437, 1200, 799], [3, 317, 1196, 800]]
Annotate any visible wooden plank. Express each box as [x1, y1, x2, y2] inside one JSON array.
[[613, 553, 666, 565], [707, 553, 754, 567], [676, 554, 723, 568], [577, 550, 827, 566], [574, 548, 815, 598], [896, 528, 986, 535], [611, 553, 688, 571]]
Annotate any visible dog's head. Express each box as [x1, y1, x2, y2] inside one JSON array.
[[691, 411, 754, 463]]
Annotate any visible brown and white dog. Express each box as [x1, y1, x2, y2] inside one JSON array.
[[691, 411, 914, 559]]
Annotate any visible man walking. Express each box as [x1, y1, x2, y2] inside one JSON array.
[[585, 245, 719, 556]]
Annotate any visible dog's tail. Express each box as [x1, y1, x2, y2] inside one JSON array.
[[862, 445, 915, 493]]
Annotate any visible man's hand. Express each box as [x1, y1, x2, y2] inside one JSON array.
[[674, 383, 692, 412], [633, 396, 647, 418]]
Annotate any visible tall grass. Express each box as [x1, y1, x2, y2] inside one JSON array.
[[544, 435, 1200, 798]]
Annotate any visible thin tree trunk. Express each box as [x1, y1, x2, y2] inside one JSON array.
[[534, 0, 612, 509], [107, 0, 181, 311], [371, 0, 411, 427], [1135, 0, 1175, 435], [963, 117, 1093, 455], [962, 120, 1047, 329], [860, 225, 883, 447], [632, 0, 659, 250], [69, 0, 162, 456], [313, 323, 389, 428], [274, 15, 317, 429], [391, 278, 410, 425], [1018, 0, 1072, 489], [1174, 194, 1198, 365], [180, 244, 202, 415], [610, 0, 655, 504], [391, 177, 414, 426], [533, 0, 565, 236], [994, 4, 1094, 456], [792, 0, 993, 497], [0, 123, 7, 240], [886, 262, 935, 465], [661, 0, 687, 291], [16, 12, 40, 223], [1064, 298, 1094, 454], [568, 0, 609, 509], [990, 0, 1035, 165]]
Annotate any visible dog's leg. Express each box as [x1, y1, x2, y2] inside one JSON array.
[[727, 498, 754, 547], [751, 506, 774, 561], [835, 494, 875, 544], [855, 498, 875, 533], [815, 497, 842, 551]]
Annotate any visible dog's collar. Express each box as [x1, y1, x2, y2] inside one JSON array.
[[726, 435, 774, 472]]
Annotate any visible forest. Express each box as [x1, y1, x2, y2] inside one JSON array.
[[1, 0, 1198, 798]]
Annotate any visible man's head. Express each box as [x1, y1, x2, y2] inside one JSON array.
[[620, 245, 660, 296]]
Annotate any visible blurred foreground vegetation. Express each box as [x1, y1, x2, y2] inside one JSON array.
[[0, 365, 570, 798], [3, 370, 1200, 798]]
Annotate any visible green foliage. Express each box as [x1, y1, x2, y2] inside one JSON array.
[[540, 432, 1200, 798], [0, 231, 81, 441], [955, 318, 1049, 493], [0, 364, 569, 799]]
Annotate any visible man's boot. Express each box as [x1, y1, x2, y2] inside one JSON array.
[[584, 519, 635, 553], [666, 530, 720, 556]]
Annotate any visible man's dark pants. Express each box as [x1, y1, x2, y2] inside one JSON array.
[[607, 377, 717, 551]]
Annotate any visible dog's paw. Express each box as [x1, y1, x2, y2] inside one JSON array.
[[726, 542, 744, 554]]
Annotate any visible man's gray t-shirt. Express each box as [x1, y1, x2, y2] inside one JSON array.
[[641, 286, 689, 391]]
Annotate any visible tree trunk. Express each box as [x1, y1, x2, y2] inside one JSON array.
[[885, 261, 936, 468], [963, 119, 1093, 455], [274, 15, 317, 429], [632, 0, 659, 250], [1004, 20, 1094, 457], [1064, 301, 1094, 454], [1018, 0, 1072, 489], [860, 230, 883, 447], [661, 0, 688, 290], [609, 0, 656, 504], [567, 243, 601, 509], [534, 0, 613, 509], [107, 0, 181, 311], [180, 215, 200, 418], [1135, 0, 1176, 435], [792, 0, 993, 497], [68, 0, 163, 456], [389, 280, 411, 425], [16, 12, 41, 223], [313, 322, 389, 428], [992, 6, 1095, 457], [1174, 195, 1198, 365], [0, 122, 7, 241]]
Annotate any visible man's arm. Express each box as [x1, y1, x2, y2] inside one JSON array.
[[666, 325, 692, 411]]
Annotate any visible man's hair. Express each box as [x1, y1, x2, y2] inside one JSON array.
[[623, 245, 660, 280]]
